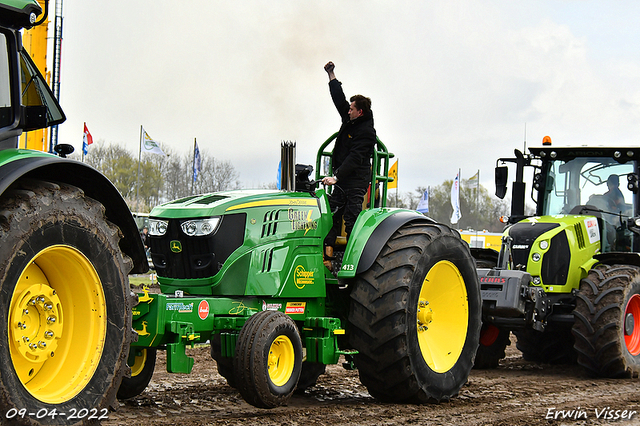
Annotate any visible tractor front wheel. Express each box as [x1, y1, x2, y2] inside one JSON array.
[[572, 264, 640, 377], [349, 222, 481, 402], [233, 311, 303, 408]]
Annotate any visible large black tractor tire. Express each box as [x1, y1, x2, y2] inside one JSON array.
[[117, 348, 157, 400], [473, 324, 511, 369], [349, 222, 481, 403], [0, 179, 134, 425], [514, 326, 576, 364], [572, 264, 640, 377], [211, 333, 236, 388], [234, 311, 303, 408]]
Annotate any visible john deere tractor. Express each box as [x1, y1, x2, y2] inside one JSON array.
[[0, 2, 148, 425], [473, 137, 640, 378], [119, 136, 482, 408]]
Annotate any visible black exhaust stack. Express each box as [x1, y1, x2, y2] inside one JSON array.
[[280, 141, 296, 191]]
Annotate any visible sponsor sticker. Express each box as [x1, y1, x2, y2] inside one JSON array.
[[294, 265, 314, 289], [198, 300, 210, 320], [285, 302, 306, 315], [262, 300, 283, 311], [166, 302, 194, 313], [584, 217, 600, 244]]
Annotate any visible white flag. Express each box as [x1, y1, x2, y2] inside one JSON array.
[[451, 171, 462, 224], [141, 127, 166, 156], [417, 189, 429, 213]]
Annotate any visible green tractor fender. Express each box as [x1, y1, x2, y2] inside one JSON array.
[[337, 208, 435, 278], [0, 150, 148, 273]]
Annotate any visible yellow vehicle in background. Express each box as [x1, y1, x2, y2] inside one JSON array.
[[459, 230, 502, 250]]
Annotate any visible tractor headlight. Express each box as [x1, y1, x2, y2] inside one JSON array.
[[180, 218, 220, 236], [149, 219, 169, 236]]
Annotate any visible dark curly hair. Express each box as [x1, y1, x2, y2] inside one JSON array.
[[350, 94, 371, 115]]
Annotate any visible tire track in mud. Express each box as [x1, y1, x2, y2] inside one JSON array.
[[106, 337, 640, 426]]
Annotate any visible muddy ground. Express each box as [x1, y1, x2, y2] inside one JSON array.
[[104, 336, 640, 426]]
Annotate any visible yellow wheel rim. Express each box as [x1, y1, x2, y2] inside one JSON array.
[[416, 260, 468, 373], [8, 245, 107, 403], [267, 335, 295, 387], [130, 349, 148, 377]]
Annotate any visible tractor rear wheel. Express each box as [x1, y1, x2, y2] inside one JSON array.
[[233, 311, 303, 408], [117, 348, 157, 399], [0, 179, 134, 425], [572, 264, 640, 377], [473, 324, 510, 369], [349, 222, 481, 403]]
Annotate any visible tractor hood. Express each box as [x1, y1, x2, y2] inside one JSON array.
[[506, 214, 600, 293], [150, 189, 322, 219]]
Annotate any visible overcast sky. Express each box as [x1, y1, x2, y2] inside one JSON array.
[[53, 0, 640, 197]]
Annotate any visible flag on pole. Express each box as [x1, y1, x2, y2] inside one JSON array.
[[276, 161, 282, 190], [141, 127, 166, 156], [467, 170, 479, 184], [417, 188, 429, 213], [82, 122, 93, 155], [451, 170, 462, 224], [193, 140, 201, 183], [388, 160, 398, 189]]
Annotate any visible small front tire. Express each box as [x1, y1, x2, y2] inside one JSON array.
[[234, 311, 303, 408]]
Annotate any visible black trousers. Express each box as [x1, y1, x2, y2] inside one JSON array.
[[324, 186, 367, 247]]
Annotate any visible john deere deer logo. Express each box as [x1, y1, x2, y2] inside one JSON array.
[[170, 240, 182, 253]]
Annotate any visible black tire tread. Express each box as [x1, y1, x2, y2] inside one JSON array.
[[572, 264, 640, 378], [349, 222, 480, 403], [0, 179, 133, 425]]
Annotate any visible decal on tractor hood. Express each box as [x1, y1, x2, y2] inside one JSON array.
[[584, 217, 600, 244], [294, 265, 315, 289]]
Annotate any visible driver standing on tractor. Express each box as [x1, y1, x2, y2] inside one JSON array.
[[321, 61, 377, 269]]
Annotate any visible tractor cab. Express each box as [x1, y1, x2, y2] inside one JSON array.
[[496, 145, 640, 258], [534, 149, 637, 253]]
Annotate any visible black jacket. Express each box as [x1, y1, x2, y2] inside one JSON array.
[[329, 79, 376, 189]]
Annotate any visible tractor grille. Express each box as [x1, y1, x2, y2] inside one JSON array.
[[541, 231, 571, 286], [149, 213, 246, 279], [509, 222, 559, 270]]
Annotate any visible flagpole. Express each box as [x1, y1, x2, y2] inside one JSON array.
[[476, 169, 479, 242], [191, 138, 196, 195], [136, 125, 142, 211]]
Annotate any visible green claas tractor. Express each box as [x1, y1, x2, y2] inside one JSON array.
[[0, 1, 148, 425], [472, 137, 640, 378], [119, 136, 482, 407]]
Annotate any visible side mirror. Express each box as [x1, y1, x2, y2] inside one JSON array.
[[495, 166, 508, 199], [21, 105, 47, 131]]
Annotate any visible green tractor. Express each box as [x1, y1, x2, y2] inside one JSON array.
[[473, 137, 640, 378], [0, 1, 148, 425], [120, 136, 482, 407]]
